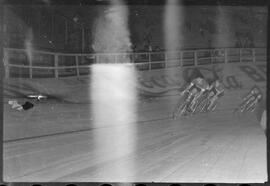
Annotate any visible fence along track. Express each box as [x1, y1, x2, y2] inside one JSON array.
[[3, 47, 266, 78]]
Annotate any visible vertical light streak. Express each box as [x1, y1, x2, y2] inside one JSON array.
[[25, 29, 34, 70], [90, 0, 137, 181], [164, 0, 182, 52], [164, 0, 185, 105], [213, 6, 233, 49], [213, 6, 234, 79]]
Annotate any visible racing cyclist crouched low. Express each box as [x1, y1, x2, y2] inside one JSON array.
[[204, 79, 225, 112], [182, 76, 209, 113], [240, 86, 263, 112], [172, 76, 209, 119]]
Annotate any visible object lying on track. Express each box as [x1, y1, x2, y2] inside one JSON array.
[[8, 100, 34, 111], [22, 101, 34, 110], [27, 94, 48, 101]]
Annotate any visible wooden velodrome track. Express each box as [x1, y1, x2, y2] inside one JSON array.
[[3, 62, 267, 182], [3, 93, 266, 182]]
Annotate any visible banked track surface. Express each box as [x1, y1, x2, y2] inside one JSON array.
[[3, 62, 267, 182]]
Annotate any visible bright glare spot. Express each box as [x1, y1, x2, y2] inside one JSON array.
[[164, 0, 183, 105], [25, 29, 33, 66], [90, 0, 137, 180], [90, 64, 137, 181], [91, 64, 137, 126], [92, 0, 131, 53], [164, 0, 182, 51]]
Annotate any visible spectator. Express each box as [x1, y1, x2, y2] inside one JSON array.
[[154, 46, 161, 52], [148, 45, 152, 52]]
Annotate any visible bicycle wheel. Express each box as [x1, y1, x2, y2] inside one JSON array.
[[194, 94, 208, 113], [207, 98, 218, 112], [233, 104, 247, 118], [179, 102, 189, 117], [209, 101, 217, 111], [172, 101, 188, 119], [235, 99, 249, 114], [172, 94, 187, 118], [246, 101, 256, 112]]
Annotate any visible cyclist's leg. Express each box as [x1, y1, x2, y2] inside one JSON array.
[[239, 96, 254, 112], [246, 98, 258, 112], [208, 95, 218, 111], [172, 92, 189, 118]]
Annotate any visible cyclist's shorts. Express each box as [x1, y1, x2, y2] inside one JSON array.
[[192, 78, 208, 90]]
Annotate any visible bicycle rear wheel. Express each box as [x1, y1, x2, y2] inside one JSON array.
[[172, 101, 188, 118], [194, 94, 208, 113]]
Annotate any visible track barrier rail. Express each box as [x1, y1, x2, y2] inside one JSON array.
[[3, 47, 266, 78]]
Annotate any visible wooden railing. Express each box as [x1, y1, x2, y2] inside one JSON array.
[[3, 47, 267, 78]]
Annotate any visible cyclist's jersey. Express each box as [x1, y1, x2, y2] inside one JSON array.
[[208, 81, 225, 96], [190, 77, 208, 91], [245, 87, 262, 101], [250, 92, 262, 101]]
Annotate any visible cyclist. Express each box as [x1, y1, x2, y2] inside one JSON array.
[[238, 86, 263, 112], [181, 76, 209, 112], [205, 79, 225, 111]]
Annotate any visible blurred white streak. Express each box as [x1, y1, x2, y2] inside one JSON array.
[[93, 0, 131, 54], [25, 29, 34, 68], [213, 6, 232, 48], [90, 0, 137, 181], [164, 0, 184, 106], [164, 0, 183, 51]]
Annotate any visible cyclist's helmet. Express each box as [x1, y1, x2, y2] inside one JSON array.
[[257, 94, 262, 101], [251, 87, 260, 95], [196, 77, 204, 83]]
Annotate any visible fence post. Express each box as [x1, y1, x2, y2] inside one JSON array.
[[148, 52, 151, 70], [114, 54, 117, 63], [194, 50, 198, 66], [224, 48, 228, 63], [252, 48, 256, 63], [164, 52, 167, 68], [180, 51, 182, 67], [96, 54, 99, 64], [210, 50, 213, 64], [54, 54, 58, 78], [132, 53, 135, 63], [3, 49, 9, 78], [29, 52, 33, 79], [239, 48, 242, 63], [76, 55, 79, 76]]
